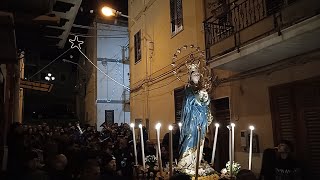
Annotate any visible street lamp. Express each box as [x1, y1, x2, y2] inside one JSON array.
[[101, 6, 130, 19]]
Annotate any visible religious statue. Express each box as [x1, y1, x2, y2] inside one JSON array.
[[177, 62, 213, 173]]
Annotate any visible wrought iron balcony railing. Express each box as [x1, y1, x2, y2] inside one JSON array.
[[204, 0, 301, 59]]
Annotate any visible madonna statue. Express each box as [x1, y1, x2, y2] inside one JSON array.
[[177, 63, 213, 172]]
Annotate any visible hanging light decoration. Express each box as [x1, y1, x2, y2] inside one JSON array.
[[45, 73, 55, 81]]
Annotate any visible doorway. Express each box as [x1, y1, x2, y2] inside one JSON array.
[[211, 97, 230, 171]]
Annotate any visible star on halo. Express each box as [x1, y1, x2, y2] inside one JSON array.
[[69, 35, 84, 50]]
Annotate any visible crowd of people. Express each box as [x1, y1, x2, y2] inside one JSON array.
[[5, 122, 161, 180], [3, 121, 302, 180]]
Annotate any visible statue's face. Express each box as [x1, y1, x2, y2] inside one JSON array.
[[190, 71, 200, 84]]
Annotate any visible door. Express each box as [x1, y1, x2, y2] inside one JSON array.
[[105, 110, 114, 126], [211, 97, 230, 171]]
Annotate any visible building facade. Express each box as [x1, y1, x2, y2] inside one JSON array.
[[96, 23, 130, 130], [129, 0, 320, 177], [128, 0, 206, 139], [78, 22, 130, 130], [204, 0, 320, 177]]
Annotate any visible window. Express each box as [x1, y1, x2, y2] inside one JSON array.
[[134, 31, 141, 63], [170, 0, 183, 35]]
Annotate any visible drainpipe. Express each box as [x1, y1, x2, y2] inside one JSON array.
[[122, 46, 126, 124]]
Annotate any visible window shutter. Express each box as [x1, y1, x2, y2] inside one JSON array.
[[296, 80, 320, 179], [302, 108, 320, 178], [270, 86, 295, 145], [170, 0, 176, 32], [176, 0, 183, 27]]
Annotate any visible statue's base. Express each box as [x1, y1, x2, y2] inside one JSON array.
[[175, 161, 219, 178], [191, 174, 220, 180]]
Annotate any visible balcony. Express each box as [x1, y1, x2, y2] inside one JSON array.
[[204, 0, 320, 72]]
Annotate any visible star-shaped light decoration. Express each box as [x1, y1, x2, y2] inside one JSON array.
[[69, 35, 84, 50]]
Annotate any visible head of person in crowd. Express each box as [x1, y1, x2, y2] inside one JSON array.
[[103, 154, 117, 172], [277, 140, 293, 160], [172, 123, 179, 134], [80, 159, 100, 180], [52, 154, 68, 171]]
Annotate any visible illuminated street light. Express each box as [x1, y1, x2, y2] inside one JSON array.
[[101, 6, 116, 17], [101, 6, 130, 19]]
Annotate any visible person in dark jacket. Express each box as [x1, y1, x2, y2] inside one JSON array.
[[100, 154, 119, 179]]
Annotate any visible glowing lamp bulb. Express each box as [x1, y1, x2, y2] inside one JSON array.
[[249, 125, 255, 130], [215, 123, 220, 127], [130, 123, 135, 128], [101, 6, 115, 17], [48, 73, 52, 77], [168, 125, 173, 131]]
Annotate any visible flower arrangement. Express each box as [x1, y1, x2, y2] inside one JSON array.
[[220, 161, 241, 179], [145, 155, 159, 173], [176, 162, 218, 177], [145, 155, 157, 166]]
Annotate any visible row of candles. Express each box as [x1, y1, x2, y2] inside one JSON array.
[[130, 122, 255, 178]]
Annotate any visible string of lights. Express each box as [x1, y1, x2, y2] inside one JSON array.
[[68, 35, 130, 90], [78, 49, 130, 90]]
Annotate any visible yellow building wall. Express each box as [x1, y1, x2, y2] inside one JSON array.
[[129, 0, 206, 140], [215, 57, 320, 173]]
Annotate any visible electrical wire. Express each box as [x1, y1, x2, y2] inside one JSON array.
[[28, 48, 72, 80], [78, 48, 130, 90]]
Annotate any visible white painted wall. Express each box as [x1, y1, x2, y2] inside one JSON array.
[[96, 23, 130, 130]]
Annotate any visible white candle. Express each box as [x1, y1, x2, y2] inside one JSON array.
[[249, 125, 255, 170], [155, 123, 163, 176], [168, 125, 173, 177], [211, 123, 219, 165], [231, 123, 235, 177], [139, 124, 146, 170], [130, 123, 138, 165], [178, 122, 182, 132], [227, 125, 232, 177]]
